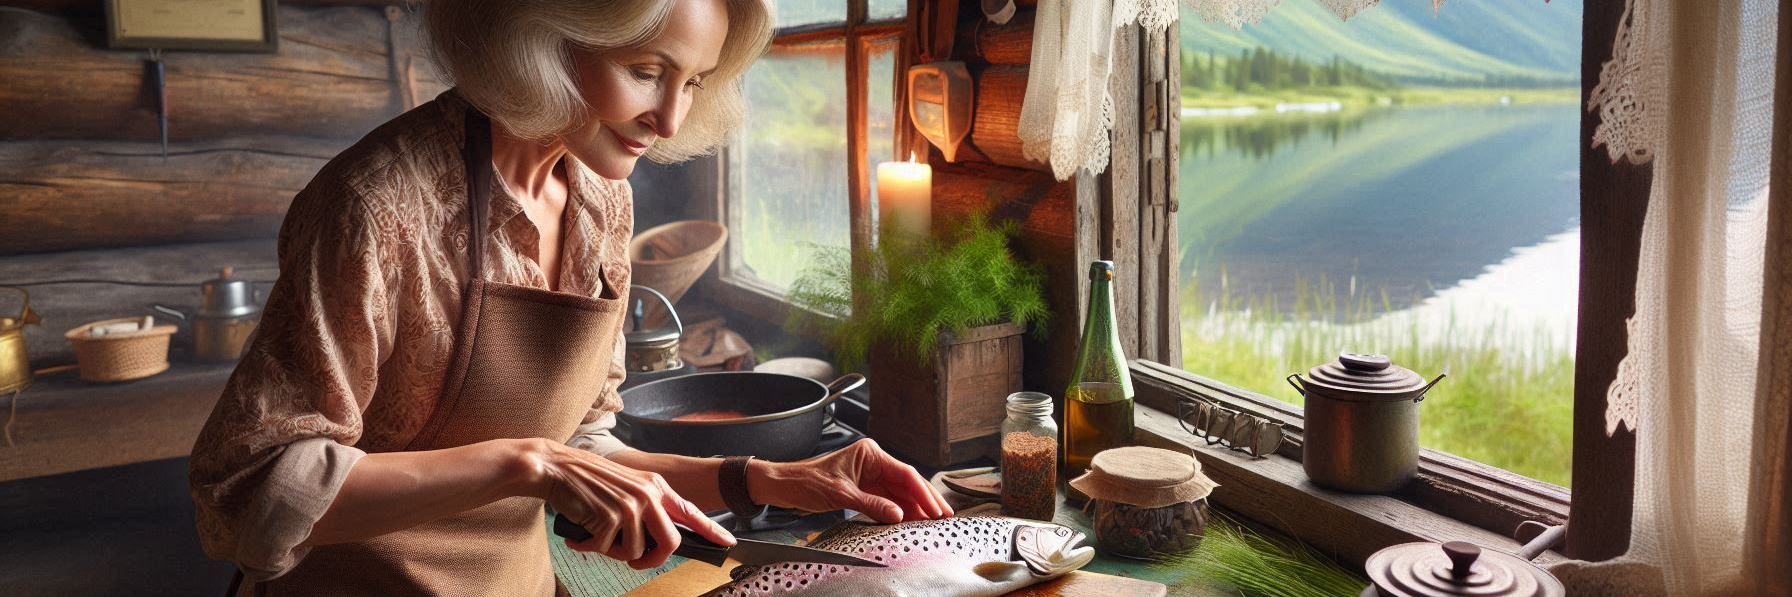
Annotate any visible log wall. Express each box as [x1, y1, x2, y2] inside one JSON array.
[[0, 2, 447, 255]]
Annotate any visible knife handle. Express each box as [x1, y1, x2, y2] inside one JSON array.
[[552, 513, 731, 567]]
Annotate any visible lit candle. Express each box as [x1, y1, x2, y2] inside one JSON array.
[[876, 153, 932, 238]]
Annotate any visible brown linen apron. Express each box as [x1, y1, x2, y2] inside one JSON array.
[[252, 110, 626, 596]]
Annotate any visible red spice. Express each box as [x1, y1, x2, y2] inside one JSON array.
[[671, 409, 748, 422], [1001, 432, 1058, 521]]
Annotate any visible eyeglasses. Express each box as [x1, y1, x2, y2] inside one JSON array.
[[1177, 396, 1286, 459]]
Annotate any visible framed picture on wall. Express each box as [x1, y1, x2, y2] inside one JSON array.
[[105, 0, 279, 53]]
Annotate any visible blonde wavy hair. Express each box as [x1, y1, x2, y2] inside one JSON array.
[[426, 0, 773, 163]]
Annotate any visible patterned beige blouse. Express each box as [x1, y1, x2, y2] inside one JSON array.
[[189, 90, 634, 581]]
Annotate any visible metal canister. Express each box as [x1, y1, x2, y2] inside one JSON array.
[[1289, 353, 1444, 493], [194, 268, 260, 361], [0, 287, 40, 393]]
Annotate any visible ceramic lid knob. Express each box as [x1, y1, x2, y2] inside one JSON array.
[[1441, 541, 1481, 577]]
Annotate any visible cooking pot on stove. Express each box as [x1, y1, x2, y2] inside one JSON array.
[[0, 287, 41, 393]]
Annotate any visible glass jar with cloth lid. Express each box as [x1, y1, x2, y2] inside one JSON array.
[[1070, 446, 1217, 559]]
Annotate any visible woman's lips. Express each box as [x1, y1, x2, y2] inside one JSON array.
[[608, 127, 651, 156]]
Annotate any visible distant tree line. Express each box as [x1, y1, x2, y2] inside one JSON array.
[[1182, 47, 1395, 92]]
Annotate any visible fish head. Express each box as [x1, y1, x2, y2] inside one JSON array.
[[1011, 523, 1095, 577]]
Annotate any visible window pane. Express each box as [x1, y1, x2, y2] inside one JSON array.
[[775, 0, 846, 29], [867, 38, 897, 222], [733, 47, 849, 289], [1175, 0, 1584, 486], [868, 0, 906, 21]]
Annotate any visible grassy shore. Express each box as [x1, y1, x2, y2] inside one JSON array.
[[1179, 277, 1574, 487], [1181, 85, 1579, 110]]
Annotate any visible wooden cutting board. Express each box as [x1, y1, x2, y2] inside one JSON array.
[[623, 561, 1167, 597]]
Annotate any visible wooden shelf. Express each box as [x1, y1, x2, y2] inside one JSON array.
[[0, 239, 277, 482], [0, 360, 236, 483]]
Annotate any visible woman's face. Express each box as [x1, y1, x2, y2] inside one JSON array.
[[564, 0, 730, 180]]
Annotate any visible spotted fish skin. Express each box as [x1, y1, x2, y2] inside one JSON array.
[[701, 516, 1095, 597]]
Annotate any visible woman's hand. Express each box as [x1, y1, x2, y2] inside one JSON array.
[[521, 439, 735, 570], [748, 438, 954, 524]]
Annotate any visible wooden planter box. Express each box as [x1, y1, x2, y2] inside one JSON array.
[[868, 322, 1024, 468]]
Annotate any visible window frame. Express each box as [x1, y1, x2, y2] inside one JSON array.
[[696, 3, 903, 327], [1124, 0, 1641, 562], [688, 0, 1639, 562]]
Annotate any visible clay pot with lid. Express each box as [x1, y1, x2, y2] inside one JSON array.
[[1289, 353, 1445, 493], [1360, 538, 1564, 597]]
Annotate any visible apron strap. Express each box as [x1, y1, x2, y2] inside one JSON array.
[[462, 109, 494, 281]]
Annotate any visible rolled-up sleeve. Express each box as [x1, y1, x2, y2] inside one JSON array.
[[188, 181, 394, 581]]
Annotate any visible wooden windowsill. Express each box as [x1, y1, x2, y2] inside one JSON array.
[[1129, 361, 1569, 569], [1133, 402, 1565, 569]]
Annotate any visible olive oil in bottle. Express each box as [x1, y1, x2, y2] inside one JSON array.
[[1061, 261, 1135, 491]]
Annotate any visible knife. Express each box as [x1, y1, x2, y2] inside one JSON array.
[[552, 513, 887, 568]]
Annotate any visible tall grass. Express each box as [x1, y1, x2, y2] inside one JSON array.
[[1181, 269, 1574, 486]]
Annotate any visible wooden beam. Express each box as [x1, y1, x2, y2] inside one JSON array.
[[0, 5, 444, 142], [959, 9, 1033, 65], [0, 137, 341, 255], [1566, 0, 1649, 561], [1105, 25, 1142, 357], [957, 65, 1048, 172]]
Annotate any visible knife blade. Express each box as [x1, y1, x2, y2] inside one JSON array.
[[552, 513, 887, 568]]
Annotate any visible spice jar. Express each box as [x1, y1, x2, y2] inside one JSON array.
[[1000, 391, 1059, 521], [1070, 446, 1217, 559]]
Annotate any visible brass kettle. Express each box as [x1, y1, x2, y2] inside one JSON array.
[[0, 286, 41, 393]]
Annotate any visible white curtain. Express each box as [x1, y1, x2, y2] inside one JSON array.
[[1586, 0, 1788, 594]]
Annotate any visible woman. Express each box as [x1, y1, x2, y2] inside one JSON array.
[[188, 0, 952, 594]]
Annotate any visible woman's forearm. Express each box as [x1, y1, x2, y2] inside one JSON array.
[[300, 438, 540, 547], [604, 450, 729, 512]]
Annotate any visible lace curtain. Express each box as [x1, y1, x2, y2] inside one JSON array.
[[1586, 0, 1789, 594], [1021, 0, 1387, 181]]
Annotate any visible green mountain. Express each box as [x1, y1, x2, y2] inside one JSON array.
[[1180, 0, 1583, 84]]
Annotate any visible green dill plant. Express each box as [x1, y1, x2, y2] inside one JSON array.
[[786, 213, 1050, 370]]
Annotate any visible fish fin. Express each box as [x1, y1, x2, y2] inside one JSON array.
[[971, 561, 1033, 583], [1012, 525, 1097, 577]]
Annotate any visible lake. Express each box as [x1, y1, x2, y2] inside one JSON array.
[[1179, 103, 1581, 347], [1177, 102, 1582, 485]]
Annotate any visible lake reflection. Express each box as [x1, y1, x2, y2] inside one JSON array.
[[1178, 104, 1581, 347]]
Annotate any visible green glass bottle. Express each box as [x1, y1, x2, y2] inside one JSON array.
[[1062, 261, 1135, 483]]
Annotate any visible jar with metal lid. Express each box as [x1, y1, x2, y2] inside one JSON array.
[[1069, 446, 1217, 559], [1289, 353, 1445, 493], [1000, 391, 1058, 521], [1361, 539, 1564, 597]]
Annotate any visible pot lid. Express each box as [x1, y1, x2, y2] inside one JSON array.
[[200, 267, 259, 318], [1366, 541, 1564, 597], [1303, 352, 1434, 401], [624, 289, 682, 347]]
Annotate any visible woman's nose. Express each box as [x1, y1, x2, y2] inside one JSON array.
[[645, 91, 686, 139]]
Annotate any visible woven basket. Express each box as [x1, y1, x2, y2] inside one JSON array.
[[65, 318, 177, 383], [629, 220, 727, 319]]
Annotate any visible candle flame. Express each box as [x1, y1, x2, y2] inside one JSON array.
[[908, 151, 917, 164]]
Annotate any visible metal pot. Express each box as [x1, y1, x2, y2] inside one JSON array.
[[156, 267, 262, 361], [620, 286, 697, 391], [1289, 353, 1444, 493], [617, 372, 866, 461], [1359, 525, 1565, 597], [0, 287, 40, 393]]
